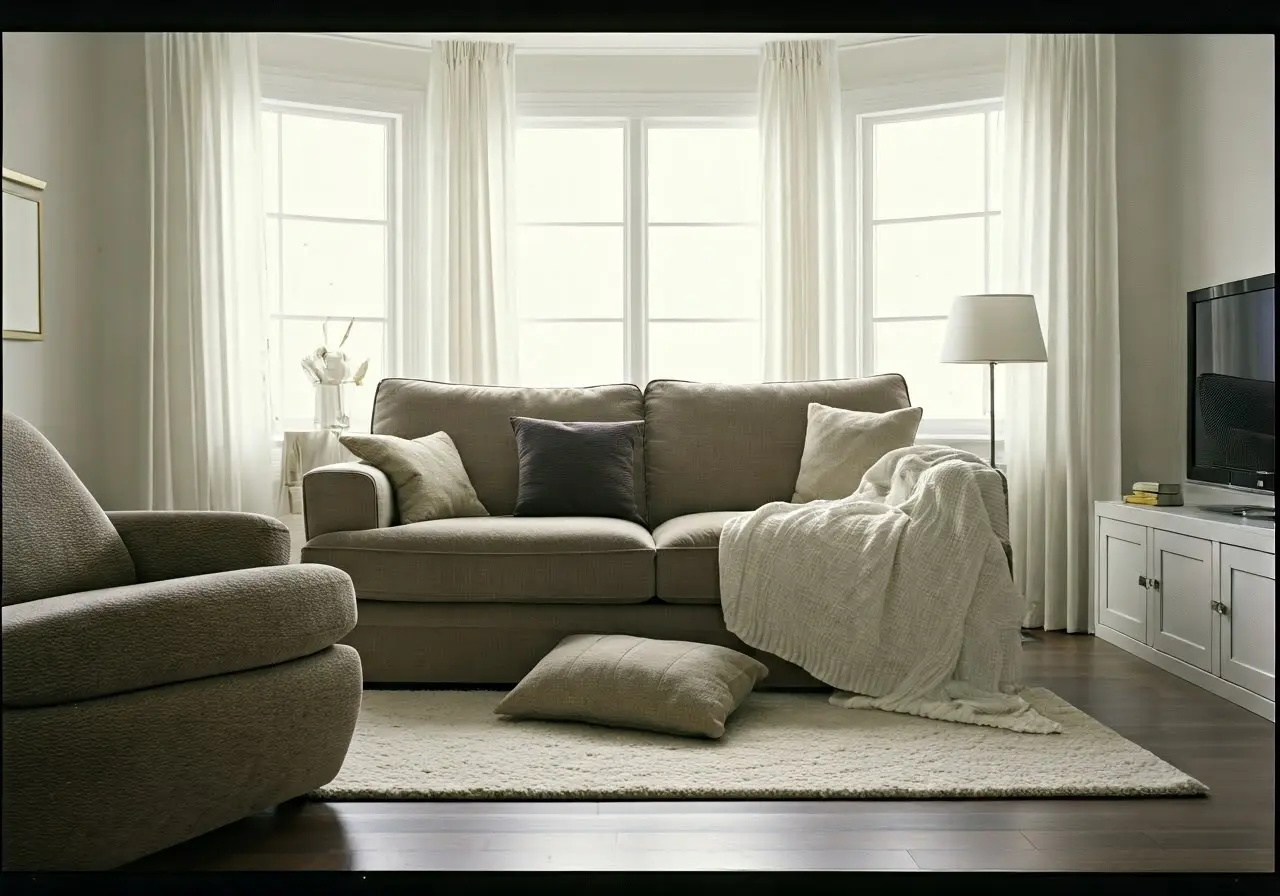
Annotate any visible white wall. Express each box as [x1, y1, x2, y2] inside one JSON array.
[[258, 32, 1004, 94], [1114, 35, 1180, 488], [1174, 35, 1275, 505], [95, 33, 150, 511], [840, 33, 1003, 86], [1174, 35, 1275, 294], [258, 32, 429, 86], [515, 35, 1004, 93], [2, 32, 108, 496], [1110, 34, 1275, 503]]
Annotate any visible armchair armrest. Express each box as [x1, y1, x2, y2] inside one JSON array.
[[303, 461, 395, 540], [106, 511, 291, 582], [2, 564, 357, 708]]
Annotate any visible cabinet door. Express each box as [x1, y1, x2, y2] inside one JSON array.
[[1149, 530, 1214, 671], [1219, 546, 1275, 701], [1096, 518, 1149, 642]]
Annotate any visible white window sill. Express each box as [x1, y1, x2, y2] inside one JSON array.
[[918, 434, 1003, 447], [917, 435, 1006, 471]]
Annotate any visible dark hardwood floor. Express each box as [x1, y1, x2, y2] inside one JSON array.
[[128, 633, 1275, 872]]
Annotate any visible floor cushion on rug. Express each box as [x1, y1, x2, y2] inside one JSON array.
[[494, 633, 768, 739]]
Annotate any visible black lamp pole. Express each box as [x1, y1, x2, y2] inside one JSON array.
[[988, 361, 997, 468]]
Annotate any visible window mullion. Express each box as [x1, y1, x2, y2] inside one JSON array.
[[275, 111, 286, 426], [517, 221, 625, 228], [869, 210, 995, 226], [981, 110, 992, 418], [869, 314, 950, 324], [626, 117, 647, 386], [271, 212, 390, 226], [385, 115, 398, 384], [860, 116, 876, 379], [272, 314, 388, 323]]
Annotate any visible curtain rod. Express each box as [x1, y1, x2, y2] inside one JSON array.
[[291, 32, 930, 56]]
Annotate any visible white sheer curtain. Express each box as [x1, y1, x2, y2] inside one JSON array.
[[425, 40, 518, 385], [1001, 34, 1123, 632], [144, 32, 275, 514], [758, 40, 843, 382]]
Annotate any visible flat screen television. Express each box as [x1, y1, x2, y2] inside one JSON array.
[[1187, 272, 1275, 497]]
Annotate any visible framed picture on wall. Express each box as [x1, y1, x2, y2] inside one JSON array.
[[3, 167, 47, 341]]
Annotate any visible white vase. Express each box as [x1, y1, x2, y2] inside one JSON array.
[[314, 383, 350, 433]]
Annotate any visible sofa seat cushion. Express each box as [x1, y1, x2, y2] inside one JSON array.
[[303, 516, 657, 604], [653, 511, 753, 605]]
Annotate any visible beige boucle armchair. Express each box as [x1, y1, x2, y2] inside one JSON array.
[[1, 412, 363, 871]]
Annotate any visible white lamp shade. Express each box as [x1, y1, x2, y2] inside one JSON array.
[[939, 294, 1048, 364]]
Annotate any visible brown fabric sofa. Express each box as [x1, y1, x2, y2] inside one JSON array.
[[302, 375, 916, 687], [1, 412, 363, 871]]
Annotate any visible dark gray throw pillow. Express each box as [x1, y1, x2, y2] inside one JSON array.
[[510, 417, 645, 525]]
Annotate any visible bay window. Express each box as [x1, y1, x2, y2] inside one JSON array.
[[852, 91, 1004, 440], [258, 72, 1005, 443], [515, 107, 761, 387], [515, 123, 627, 386], [260, 73, 414, 435]]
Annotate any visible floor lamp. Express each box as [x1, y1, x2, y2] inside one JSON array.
[[940, 294, 1048, 467]]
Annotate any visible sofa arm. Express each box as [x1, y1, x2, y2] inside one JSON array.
[[994, 468, 1014, 578], [107, 511, 291, 582], [2, 564, 356, 708], [303, 461, 395, 540]]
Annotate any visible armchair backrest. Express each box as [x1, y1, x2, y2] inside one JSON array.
[[1, 412, 136, 606]]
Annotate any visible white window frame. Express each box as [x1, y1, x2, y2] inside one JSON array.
[[516, 93, 759, 386], [514, 116, 630, 379], [841, 72, 1005, 451], [260, 69, 426, 435]]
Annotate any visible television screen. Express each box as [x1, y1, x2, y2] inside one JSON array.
[[1188, 275, 1275, 492]]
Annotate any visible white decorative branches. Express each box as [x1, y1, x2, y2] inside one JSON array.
[[302, 318, 371, 433], [300, 318, 371, 387]]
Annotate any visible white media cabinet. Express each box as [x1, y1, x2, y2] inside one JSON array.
[[1093, 501, 1275, 721]]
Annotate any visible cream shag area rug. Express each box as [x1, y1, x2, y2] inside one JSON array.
[[312, 688, 1207, 800]]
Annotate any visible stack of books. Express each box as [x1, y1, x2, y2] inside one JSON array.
[[1123, 482, 1184, 506]]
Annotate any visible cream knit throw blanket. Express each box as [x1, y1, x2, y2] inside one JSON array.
[[719, 445, 1060, 734]]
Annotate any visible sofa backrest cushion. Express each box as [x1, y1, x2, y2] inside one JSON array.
[[371, 379, 648, 520], [643, 375, 912, 527], [1, 412, 138, 606]]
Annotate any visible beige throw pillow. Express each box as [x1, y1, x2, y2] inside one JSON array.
[[495, 634, 768, 739], [792, 403, 924, 503], [338, 431, 488, 524]]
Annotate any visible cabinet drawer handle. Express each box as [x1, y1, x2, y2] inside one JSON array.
[[1211, 600, 1230, 617], [1138, 575, 1148, 587], [1149, 578, 1160, 591]]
